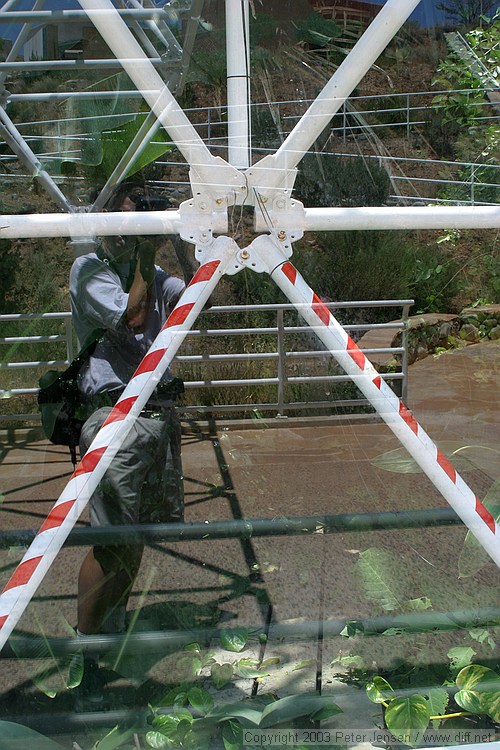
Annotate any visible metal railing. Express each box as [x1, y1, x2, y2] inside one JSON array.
[[0, 300, 412, 423], [2, 89, 498, 206]]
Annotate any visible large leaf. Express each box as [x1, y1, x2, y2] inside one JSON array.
[[366, 675, 394, 704], [455, 664, 500, 722], [447, 646, 476, 673], [211, 662, 234, 688], [458, 480, 500, 577], [355, 548, 407, 611], [93, 722, 140, 750], [482, 689, 500, 723], [10, 614, 82, 698], [371, 441, 482, 475], [0, 721, 65, 750], [60, 73, 138, 168], [259, 694, 342, 729], [222, 719, 244, 750], [423, 687, 449, 720], [384, 696, 430, 748], [205, 702, 262, 727], [100, 114, 173, 179], [233, 657, 271, 680], [220, 628, 250, 653], [188, 686, 215, 715]]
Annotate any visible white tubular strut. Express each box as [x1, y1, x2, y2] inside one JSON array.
[[78, 0, 244, 199], [246, 236, 500, 568], [2, 206, 498, 242], [247, 0, 422, 195], [0, 238, 239, 652]]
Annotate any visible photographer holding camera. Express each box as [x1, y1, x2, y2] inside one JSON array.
[[69, 182, 186, 708]]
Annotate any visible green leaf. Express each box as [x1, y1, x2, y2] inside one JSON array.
[[405, 597, 432, 611], [339, 620, 364, 638], [10, 614, 80, 698], [482, 688, 500, 723], [455, 664, 500, 722], [0, 721, 65, 750], [447, 646, 476, 673], [93, 721, 141, 750], [211, 662, 234, 688], [384, 696, 430, 748], [310, 704, 343, 721], [355, 548, 406, 611], [468, 628, 496, 650], [261, 657, 280, 667], [366, 676, 394, 704], [456, 664, 497, 692], [157, 685, 189, 707], [100, 114, 173, 179], [293, 659, 316, 671], [454, 689, 483, 713], [331, 655, 365, 669], [205, 702, 262, 727], [423, 687, 449, 719], [67, 651, 84, 690], [459, 480, 500, 577], [220, 628, 250, 653], [152, 715, 181, 734], [259, 695, 341, 729], [187, 686, 215, 715], [233, 658, 271, 680], [222, 719, 244, 750], [145, 730, 174, 748], [371, 441, 479, 475]]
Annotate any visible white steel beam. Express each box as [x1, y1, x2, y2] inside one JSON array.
[[246, 0, 422, 195], [226, 0, 251, 169]]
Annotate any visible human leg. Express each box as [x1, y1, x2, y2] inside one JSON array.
[[78, 408, 152, 633]]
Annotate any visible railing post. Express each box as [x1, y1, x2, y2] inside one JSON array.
[[406, 93, 410, 140], [342, 101, 347, 144], [276, 308, 287, 417], [64, 315, 74, 364], [470, 165, 475, 206], [401, 303, 410, 403]]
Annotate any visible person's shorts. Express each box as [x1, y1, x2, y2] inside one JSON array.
[[79, 406, 184, 569]]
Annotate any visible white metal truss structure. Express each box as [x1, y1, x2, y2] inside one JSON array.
[[0, 0, 499, 651]]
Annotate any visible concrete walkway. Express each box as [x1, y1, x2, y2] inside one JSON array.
[[0, 341, 498, 746]]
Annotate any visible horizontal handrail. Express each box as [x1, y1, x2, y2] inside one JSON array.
[[0, 300, 412, 421]]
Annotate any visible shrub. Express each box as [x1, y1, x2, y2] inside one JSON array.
[[294, 152, 391, 208]]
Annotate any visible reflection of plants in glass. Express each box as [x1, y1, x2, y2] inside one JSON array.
[[332, 540, 500, 747]]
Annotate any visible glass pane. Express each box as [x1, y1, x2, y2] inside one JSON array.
[[0, 2, 498, 748]]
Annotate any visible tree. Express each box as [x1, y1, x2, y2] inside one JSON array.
[[437, 0, 498, 26]]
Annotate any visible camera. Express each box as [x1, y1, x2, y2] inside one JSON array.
[[133, 194, 172, 211]]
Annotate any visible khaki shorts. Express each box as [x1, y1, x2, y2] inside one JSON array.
[[80, 406, 184, 569]]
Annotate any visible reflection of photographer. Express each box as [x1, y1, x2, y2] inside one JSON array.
[[70, 182, 186, 710], [128, 191, 198, 285]]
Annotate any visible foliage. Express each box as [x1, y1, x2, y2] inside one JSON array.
[[366, 663, 499, 747], [294, 153, 391, 209], [333, 537, 499, 747], [292, 231, 414, 319], [292, 12, 342, 49], [432, 11, 499, 126], [459, 479, 500, 577], [96, 115, 174, 181], [437, 0, 498, 26], [408, 241, 460, 313], [0, 238, 17, 313]]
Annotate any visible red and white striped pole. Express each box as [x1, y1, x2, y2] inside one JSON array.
[[250, 236, 500, 567], [0, 238, 238, 652]]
